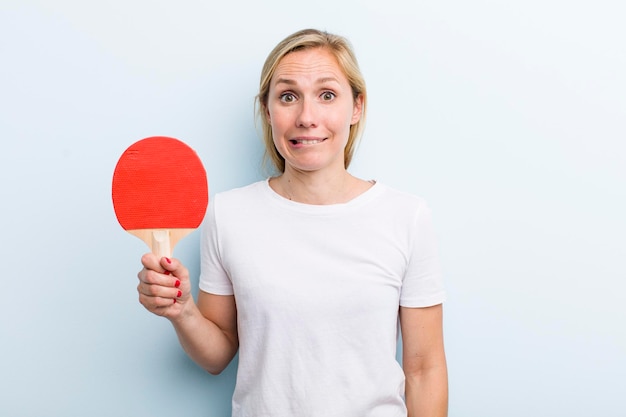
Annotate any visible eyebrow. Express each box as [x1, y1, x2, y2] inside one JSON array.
[[273, 76, 341, 86]]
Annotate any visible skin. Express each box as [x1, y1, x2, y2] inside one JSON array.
[[137, 46, 448, 415], [265, 47, 369, 204], [401, 304, 449, 417], [137, 255, 238, 375]]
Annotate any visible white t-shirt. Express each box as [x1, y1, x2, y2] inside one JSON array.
[[199, 179, 446, 417]]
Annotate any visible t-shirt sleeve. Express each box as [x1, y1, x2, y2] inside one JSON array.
[[198, 197, 234, 295], [399, 201, 446, 307]]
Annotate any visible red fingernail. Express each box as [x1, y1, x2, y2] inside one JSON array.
[[177, 290, 182, 298], [165, 257, 172, 264], [164, 271, 171, 276], [175, 280, 181, 288], [173, 299, 177, 304]]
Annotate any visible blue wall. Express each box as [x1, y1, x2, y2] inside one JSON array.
[[1, 1, 624, 416]]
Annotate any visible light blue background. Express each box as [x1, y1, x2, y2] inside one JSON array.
[[1, 1, 624, 416]]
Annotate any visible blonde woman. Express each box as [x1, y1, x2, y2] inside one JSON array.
[[138, 29, 448, 417]]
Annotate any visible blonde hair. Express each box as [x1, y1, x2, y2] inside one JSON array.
[[255, 29, 367, 173]]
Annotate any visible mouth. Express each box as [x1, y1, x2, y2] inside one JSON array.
[[289, 137, 326, 145]]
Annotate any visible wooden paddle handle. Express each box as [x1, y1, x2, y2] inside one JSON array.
[[151, 230, 171, 258], [127, 228, 195, 258]]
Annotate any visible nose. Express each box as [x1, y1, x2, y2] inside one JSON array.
[[296, 98, 318, 128]]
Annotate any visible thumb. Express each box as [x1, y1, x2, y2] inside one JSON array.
[[159, 257, 189, 280]]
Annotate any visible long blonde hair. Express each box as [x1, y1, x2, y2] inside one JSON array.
[[255, 29, 367, 173]]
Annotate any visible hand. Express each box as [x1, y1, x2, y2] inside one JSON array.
[[137, 253, 192, 320]]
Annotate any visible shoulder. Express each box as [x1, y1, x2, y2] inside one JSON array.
[[213, 180, 268, 207], [373, 182, 431, 213], [206, 180, 272, 229]]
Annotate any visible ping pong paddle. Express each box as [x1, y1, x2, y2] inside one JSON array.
[[112, 136, 208, 258]]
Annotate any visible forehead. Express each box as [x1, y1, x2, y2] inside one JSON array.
[[272, 47, 348, 83]]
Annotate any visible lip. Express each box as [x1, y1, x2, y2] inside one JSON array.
[[289, 137, 327, 146]]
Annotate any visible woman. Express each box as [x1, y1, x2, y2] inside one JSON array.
[[138, 29, 448, 417]]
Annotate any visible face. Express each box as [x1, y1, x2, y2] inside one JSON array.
[[265, 47, 363, 174]]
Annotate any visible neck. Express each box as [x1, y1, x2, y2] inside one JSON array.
[[271, 168, 371, 205]]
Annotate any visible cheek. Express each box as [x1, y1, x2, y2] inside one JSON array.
[[267, 105, 287, 128], [334, 107, 356, 131], [270, 120, 287, 151], [269, 115, 286, 141]]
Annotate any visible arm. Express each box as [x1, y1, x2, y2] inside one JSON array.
[[400, 303, 448, 417], [137, 254, 238, 375]]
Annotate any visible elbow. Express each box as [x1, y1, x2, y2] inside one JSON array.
[[206, 368, 224, 376], [204, 361, 230, 375], [203, 356, 233, 375], [203, 349, 238, 376], [403, 355, 448, 382]]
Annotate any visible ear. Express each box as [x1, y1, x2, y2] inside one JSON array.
[[264, 104, 272, 125], [350, 93, 364, 125]]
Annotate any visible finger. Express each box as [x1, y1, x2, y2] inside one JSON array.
[[138, 267, 181, 288], [159, 256, 189, 279], [137, 256, 190, 318], [137, 280, 182, 300], [138, 292, 179, 314], [141, 253, 165, 273]]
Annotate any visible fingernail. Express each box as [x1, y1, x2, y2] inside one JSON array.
[[173, 299, 177, 304], [177, 290, 182, 298], [175, 280, 181, 288], [164, 271, 171, 276], [165, 257, 172, 264]]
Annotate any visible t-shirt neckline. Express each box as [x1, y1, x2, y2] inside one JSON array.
[[261, 177, 383, 214]]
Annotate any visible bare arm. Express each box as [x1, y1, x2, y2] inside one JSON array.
[[137, 254, 238, 375], [400, 304, 448, 417]]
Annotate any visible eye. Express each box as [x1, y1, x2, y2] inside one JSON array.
[[321, 91, 336, 101], [279, 92, 297, 103]]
